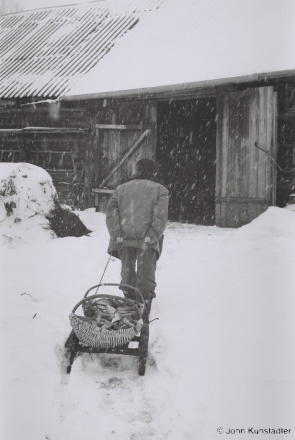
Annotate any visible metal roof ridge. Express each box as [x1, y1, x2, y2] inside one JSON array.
[[0, 1, 104, 17], [0, 0, 158, 17]]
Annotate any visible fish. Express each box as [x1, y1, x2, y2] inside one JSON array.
[[105, 304, 116, 314]]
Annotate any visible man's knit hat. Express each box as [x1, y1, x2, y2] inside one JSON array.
[[135, 159, 159, 175]]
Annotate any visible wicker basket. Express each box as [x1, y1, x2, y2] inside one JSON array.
[[69, 284, 144, 349]]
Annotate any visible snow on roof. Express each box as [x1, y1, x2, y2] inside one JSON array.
[[63, 0, 295, 99], [0, 0, 164, 98], [1, 0, 294, 100]]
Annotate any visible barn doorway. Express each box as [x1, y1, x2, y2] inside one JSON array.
[[157, 98, 216, 225]]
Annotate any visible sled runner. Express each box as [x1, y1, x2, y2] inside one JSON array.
[[65, 283, 150, 376]]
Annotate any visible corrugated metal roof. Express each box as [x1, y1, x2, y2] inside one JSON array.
[[1, 0, 294, 100], [0, 0, 164, 98]]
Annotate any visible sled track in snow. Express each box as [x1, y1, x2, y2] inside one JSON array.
[[58, 349, 163, 440]]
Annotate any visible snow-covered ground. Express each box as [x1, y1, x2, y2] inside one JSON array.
[[1, 164, 295, 439]]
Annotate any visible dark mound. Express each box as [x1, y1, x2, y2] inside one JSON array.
[[45, 202, 92, 238]]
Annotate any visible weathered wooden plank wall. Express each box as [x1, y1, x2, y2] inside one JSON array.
[[216, 86, 277, 227], [0, 100, 89, 206], [91, 100, 157, 212]]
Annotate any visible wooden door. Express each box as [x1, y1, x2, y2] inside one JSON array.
[[93, 101, 157, 212], [216, 86, 277, 227]]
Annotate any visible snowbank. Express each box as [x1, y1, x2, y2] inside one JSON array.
[[0, 163, 56, 245], [284, 202, 295, 213], [236, 206, 295, 239]]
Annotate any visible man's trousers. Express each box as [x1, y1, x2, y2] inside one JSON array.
[[117, 246, 157, 301]]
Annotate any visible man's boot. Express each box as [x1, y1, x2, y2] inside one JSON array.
[[142, 297, 153, 323]]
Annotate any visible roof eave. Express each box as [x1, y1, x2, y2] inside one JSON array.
[[60, 70, 295, 102]]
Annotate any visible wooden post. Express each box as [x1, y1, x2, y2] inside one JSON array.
[[271, 91, 278, 206], [83, 113, 97, 208], [94, 126, 100, 188]]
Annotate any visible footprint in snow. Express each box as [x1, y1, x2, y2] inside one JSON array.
[[99, 354, 136, 372], [128, 411, 153, 423], [100, 377, 123, 389]]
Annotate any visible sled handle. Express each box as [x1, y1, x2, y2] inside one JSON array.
[[83, 283, 145, 304], [71, 294, 142, 319]]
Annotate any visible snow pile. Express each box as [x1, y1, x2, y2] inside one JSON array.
[[284, 202, 295, 213], [236, 206, 295, 239], [0, 163, 56, 245]]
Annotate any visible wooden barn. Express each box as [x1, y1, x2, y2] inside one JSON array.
[[0, 0, 295, 227]]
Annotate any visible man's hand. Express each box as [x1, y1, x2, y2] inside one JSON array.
[[144, 236, 153, 244], [115, 236, 123, 244]]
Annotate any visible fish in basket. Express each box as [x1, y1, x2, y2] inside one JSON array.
[[69, 288, 144, 349]]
